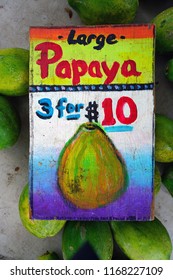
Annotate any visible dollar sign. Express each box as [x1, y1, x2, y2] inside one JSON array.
[[85, 101, 99, 122]]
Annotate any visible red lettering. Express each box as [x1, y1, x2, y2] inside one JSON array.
[[56, 60, 71, 79], [121, 60, 141, 77], [72, 60, 88, 85], [102, 61, 120, 84], [34, 41, 142, 84], [116, 96, 137, 124], [102, 98, 116, 125], [35, 42, 63, 79], [88, 61, 102, 78]]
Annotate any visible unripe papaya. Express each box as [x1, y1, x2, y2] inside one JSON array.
[[0, 48, 29, 96], [111, 218, 172, 260], [68, 0, 139, 25], [155, 114, 173, 162], [162, 164, 173, 197], [0, 95, 21, 150], [62, 221, 113, 260], [38, 251, 60, 260], [19, 184, 66, 238], [165, 58, 173, 82], [154, 165, 161, 195], [151, 7, 173, 54]]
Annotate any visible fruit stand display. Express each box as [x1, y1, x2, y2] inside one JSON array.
[[0, 0, 173, 260]]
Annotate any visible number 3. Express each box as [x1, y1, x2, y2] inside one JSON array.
[[36, 98, 54, 119]]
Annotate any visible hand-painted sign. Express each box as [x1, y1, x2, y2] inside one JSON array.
[[29, 25, 155, 220]]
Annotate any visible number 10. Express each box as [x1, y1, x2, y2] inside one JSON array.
[[102, 97, 137, 126]]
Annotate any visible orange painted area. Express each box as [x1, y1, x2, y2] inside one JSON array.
[[30, 25, 154, 41]]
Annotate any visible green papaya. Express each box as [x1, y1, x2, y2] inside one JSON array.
[[0, 95, 21, 150], [62, 221, 113, 260], [110, 218, 172, 260], [0, 48, 29, 96], [151, 7, 173, 54], [165, 58, 173, 82], [19, 184, 66, 238], [38, 251, 60, 260], [155, 114, 173, 162], [68, 0, 139, 25], [154, 165, 161, 195], [58, 122, 128, 209], [162, 164, 173, 197]]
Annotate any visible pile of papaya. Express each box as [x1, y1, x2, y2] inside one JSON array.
[[0, 48, 29, 150], [1, 0, 173, 260]]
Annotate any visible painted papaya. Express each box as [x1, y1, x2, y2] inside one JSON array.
[[58, 122, 128, 209]]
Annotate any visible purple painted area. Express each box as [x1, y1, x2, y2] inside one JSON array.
[[31, 185, 153, 221]]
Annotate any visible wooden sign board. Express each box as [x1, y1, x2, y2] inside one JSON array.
[[29, 25, 155, 221]]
